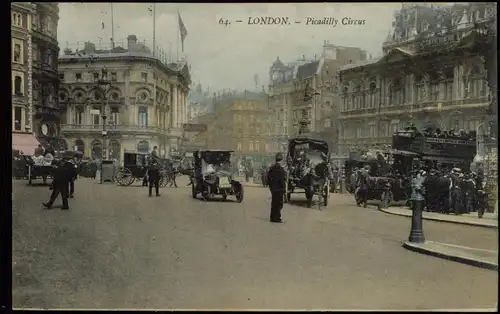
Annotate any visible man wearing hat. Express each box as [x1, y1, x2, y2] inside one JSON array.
[[148, 158, 161, 197], [42, 156, 73, 210], [267, 152, 286, 223]]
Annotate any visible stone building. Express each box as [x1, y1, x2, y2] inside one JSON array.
[[268, 42, 367, 153], [193, 92, 272, 160], [11, 3, 61, 153], [58, 35, 190, 161], [337, 3, 495, 155]]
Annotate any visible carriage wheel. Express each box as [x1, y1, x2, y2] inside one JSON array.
[[159, 174, 169, 188], [235, 185, 244, 203], [115, 168, 134, 186]]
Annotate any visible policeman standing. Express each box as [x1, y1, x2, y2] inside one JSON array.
[[42, 156, 73, 210], [148, 158, 161, 197], [267, 152, 286, 223]]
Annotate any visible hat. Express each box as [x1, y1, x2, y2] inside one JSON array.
[[275, 152, 283, 162]]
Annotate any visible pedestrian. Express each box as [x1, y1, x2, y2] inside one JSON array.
[[151, 145, 159, 162], [142, 156, 149, 187], [148, 158, 161, 197], [42, 157, 73, 210], [267, 152, 286, 223], [34, 144, 44, 157], [68, 155, 79, 198], [355, 165, 370, 207]]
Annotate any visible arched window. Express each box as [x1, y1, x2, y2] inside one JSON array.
[[109, 140, 121, 161], [91, 140, 103, 159], [14, 76, 22, 95], [369, 82, 377, 108], [390, 78, 404, 105], [75, 139, 85, 154]]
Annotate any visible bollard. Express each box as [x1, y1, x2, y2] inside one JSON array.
[[408, 200, 426, 243]]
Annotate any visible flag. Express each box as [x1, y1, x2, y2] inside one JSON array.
[[178, 11, 188, 52]]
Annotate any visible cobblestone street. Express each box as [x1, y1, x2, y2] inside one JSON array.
[[12, 178, 498, 310]]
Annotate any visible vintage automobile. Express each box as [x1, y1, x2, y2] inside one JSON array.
[[285, 137, 330, 209], [190, 150, 244, 202]]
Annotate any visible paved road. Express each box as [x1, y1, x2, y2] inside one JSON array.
[[12, 178, 498, 310]]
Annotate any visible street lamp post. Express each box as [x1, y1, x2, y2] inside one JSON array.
[[94, 67, 112, 183]]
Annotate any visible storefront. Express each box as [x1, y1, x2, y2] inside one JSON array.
[[12, 133, 40, 155]]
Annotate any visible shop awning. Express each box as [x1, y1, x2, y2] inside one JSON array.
[[12, 133, 40, 155]]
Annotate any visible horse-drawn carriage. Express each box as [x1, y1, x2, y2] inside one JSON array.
[[284, 137, 331, 209], [189, 149, 244, 202], [344, 150, 408, 206]]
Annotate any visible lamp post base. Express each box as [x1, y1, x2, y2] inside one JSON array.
[[409, 200, 426, 243]]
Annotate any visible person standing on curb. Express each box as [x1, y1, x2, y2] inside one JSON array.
[[148, 158, 161, 197], [267, 153, 286, 223]]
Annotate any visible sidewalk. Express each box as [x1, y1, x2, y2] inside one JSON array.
[[403, 241, 498, 271], [379, 206, 498, 229]]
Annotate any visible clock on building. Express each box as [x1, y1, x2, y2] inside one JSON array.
[[41, 123, 49, 136]]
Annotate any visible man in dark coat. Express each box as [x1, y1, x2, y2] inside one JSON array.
[[42, 157, 73, 210], [356, 165, 370, 207], [148, 158, 161, 197], [267, 153, 286, 223], [68, 156, 79, 198]]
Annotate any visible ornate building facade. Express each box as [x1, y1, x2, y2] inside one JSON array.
[[11, 3, 33, 136], [58, 35, 190, 161], [337, 3, 495, 155], [31, 3, 61, 147], [268, 42, 367, 154]]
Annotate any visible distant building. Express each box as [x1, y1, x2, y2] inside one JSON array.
[[58, 34, 191, 161], [268, 42, 367, 153], [193, 92, 272, 161], [337, 3, 495, 155]]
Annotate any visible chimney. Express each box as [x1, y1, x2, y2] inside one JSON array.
[[127, 34, 137, 48], [83, 42, 95, 54]]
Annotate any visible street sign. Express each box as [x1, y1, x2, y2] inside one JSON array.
[[183, 123, 207, 132]]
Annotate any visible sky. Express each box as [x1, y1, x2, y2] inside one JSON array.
[[58, 3, 401, 92]]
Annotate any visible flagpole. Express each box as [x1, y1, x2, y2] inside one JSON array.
[[176, 9, 179, 62], [110, 3, 115, 49], [153, 3, 156, 57]]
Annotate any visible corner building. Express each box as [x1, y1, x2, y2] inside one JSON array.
[[337, 3, 494, 155], [58, 35, 190, 162]]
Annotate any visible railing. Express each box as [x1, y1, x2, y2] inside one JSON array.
[[60, 124, 170, 134]]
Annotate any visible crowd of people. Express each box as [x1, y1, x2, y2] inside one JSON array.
[[348, 159, 490, 218]]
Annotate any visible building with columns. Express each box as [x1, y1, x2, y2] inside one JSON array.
[[337, 3, 494, 156], [58, 35, 190, 161], [12, 3, 61, 153]]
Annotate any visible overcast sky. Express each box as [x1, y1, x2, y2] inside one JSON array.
[[58, 3, 401, 92]]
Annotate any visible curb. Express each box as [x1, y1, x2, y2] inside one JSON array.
[[402, 241, 498, 271], [378, 207, 498, 229]]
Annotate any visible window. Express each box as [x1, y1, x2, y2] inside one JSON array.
[[237, 142, 242, 151], [255, 141, 260, 151], [369, 125, 376, 138], [429, 82, 439, 101], [76, 72, 82, 81], [138, 106, 148, 126], [265, 143, 270, 152], [13, 43, 21, 63], [59, 73, 65, 81], [111, 72, 117, 82], [14, 107, 22, 131], [91, 108, 101, 125], [249, 141, 254, 151], [75, 107, 84, 125], [256, 126, 260, 134], [14, 76, 22, 95], [12, 13, 22, 27], [110, 107, 119, 125], [141, 72, 148, 82]]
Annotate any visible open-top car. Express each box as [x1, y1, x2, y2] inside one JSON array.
[[190, 150, 244, 202], [285, 137, 331, 209]]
